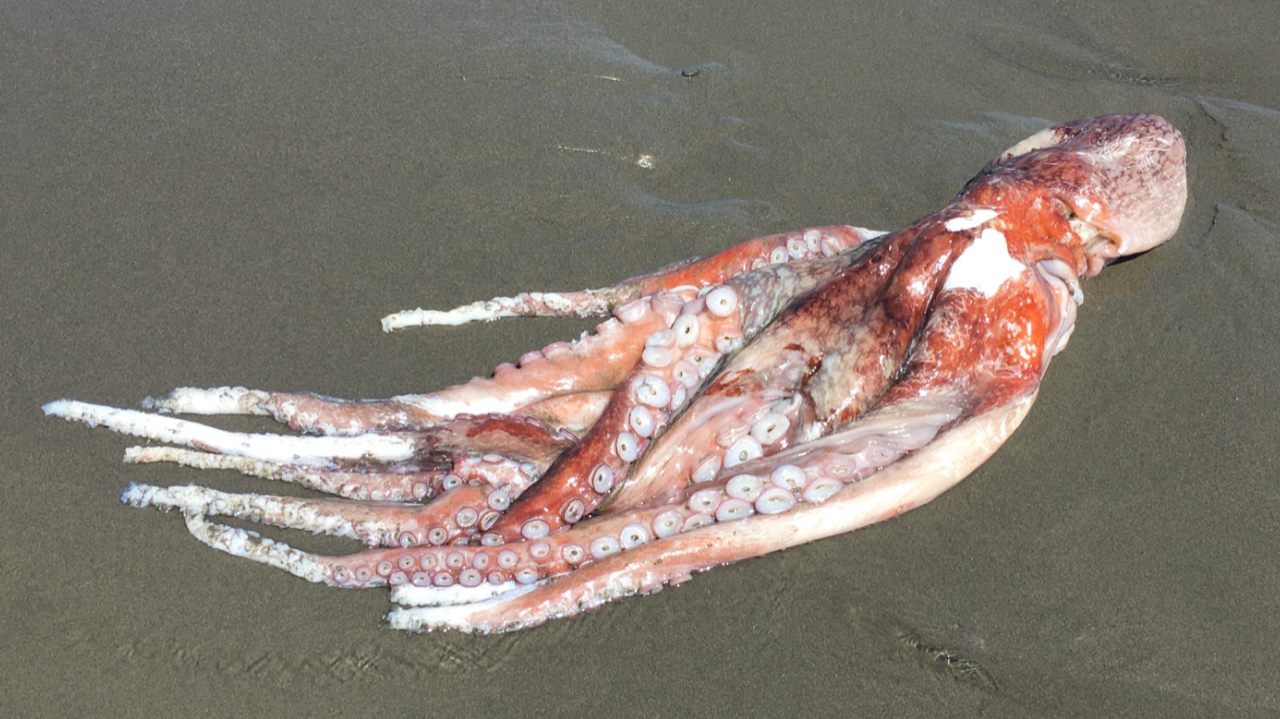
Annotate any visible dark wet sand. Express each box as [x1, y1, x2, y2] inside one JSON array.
[[5, 0, 1279, 716]]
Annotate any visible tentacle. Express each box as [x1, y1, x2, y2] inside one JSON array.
[[325, 507, 702, 592], [486, 285, 748, 542], [124, 446, 542, 502], [379, 236, 1066, 629], [404, 292, 687, 419], [386, 395, 1035, 633], [140, 295, 681, 436], [178, 512, 332, 584], [122, 481, 510, 548], [605, 391, 798, 512], [141, 387, 456, 436], [118, 377, 991, 613], [133, 487, 699, 593], [369, 383, 970, 598], [43, 400, 417, 465], [44, 400, 575, 470], [141, 384, 602, 441], [125, 445, 449, 502], [136, 237, 883, 440], [398, 239, 890, 432], [381, 225, 882, 330], [604, 222, 947, 509]]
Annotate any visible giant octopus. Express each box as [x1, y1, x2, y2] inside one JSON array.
[[46, 114, 1187, 633]]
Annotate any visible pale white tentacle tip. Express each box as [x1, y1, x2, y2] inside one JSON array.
[[386, 583, 541, 633], [180, 513, 333, 584], [120, 481, 165, 509], [43, 400, 138, 432], [389, 581, 523, 609], [120, 482, 226, 523], [41, 399, 73, 420], [45, 400, 416, 464], [123, 493, 336, 586], [381, 302, 517, 331]]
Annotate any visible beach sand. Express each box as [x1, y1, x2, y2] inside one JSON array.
[[4, 0, 1278, 716]]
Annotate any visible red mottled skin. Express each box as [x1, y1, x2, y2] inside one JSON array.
[[45, 115, 1187, 633]]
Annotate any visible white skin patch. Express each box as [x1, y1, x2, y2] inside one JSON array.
[[943, 209, 999, 232], [942, 228, 1028, 296]]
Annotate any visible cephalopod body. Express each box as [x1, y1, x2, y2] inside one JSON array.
[[45, 114, 1187, 633]]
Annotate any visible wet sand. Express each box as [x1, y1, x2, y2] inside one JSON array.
[[4, 0, 1279, 716]]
